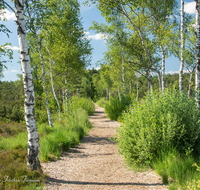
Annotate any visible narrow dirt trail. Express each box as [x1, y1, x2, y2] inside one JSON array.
[[41, 104, 168, 190]]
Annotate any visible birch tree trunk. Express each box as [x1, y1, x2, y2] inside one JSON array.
[[188, 72, 193, 97], [122, 54, 126, 96], [35, 35, 53, 127], [106, 88, 109, 101], [15, 0, 41, 171], [25, 2, 53, 127], [47, 48, 61, 121], [68, 87, 72, 104], [65, 79, 69, 113], [77, 87, 79, 97], [62, 88, 65, 105], [180, 0, 184, 91], [196, 0, 200, 107], [117, 74, 121, 101], [121, 4, 162, 90], [160, 45, 165, 93]]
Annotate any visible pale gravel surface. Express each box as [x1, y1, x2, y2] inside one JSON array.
[[41, 103, 168, 190]]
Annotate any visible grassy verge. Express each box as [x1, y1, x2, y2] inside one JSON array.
[[0, 97, 94, 189]]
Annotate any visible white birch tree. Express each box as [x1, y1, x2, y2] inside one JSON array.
[[2, 0, 41, 170], [25, 0, 53, 127], [195, 0, 200, 107], [179, 0, 185, 91]]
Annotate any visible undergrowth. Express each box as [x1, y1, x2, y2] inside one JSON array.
[[0, 97, 94, 189], [116, 90, 200, 189]]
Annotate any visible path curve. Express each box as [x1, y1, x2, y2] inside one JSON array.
[[41, 104, 168, 190]]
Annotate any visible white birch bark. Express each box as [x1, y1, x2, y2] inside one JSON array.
[[47, 48, 61, 121], [180, 0, 185, 91], [65, 79, 69, 113], [77, 87, 79, 97], [106, 88, 109, 101], [117, 74, 121, 101], [62, 88, 65, 109], [25, 2, 53, 127], [160, 45, 165, 93], [15, 0, 41, 171], [35, 35, 53, 127], [121, 4, 162, 90], [122, 54, 126, 96], [195, 0, 200, 107]]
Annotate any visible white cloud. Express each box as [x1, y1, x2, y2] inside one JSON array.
[[84, 31, 90, 35], [87, 67, 100, 70], [166, 70, 189, 75], [2, 45, 19, 51], [184, 2, 196, 14], [11, 70, 19, 73], [0, 9, 16, 21], [87, 33, 111, 40]]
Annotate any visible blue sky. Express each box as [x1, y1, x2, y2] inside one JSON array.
[[0, 0, 196, 81]]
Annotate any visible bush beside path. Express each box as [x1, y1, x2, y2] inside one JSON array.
[[41, 103, 167, 190]]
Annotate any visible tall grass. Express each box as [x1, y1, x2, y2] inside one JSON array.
[[40, 108, 92, 162], [68, 96, 95, 116], [0, 97, 94, 189]]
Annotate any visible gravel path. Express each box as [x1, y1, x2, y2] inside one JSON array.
[[41, 104, 168, 190]]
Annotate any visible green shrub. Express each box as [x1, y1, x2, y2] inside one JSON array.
[[68, 96, 95, 115], [96, 97, 107, 108], [117, 90, 200, 167], [105, 95, 131, 121]]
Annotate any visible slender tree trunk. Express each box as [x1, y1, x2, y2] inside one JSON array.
[[106, 88, 109, 101], [188, 72, 193, 97], [117, 74, 121, 101], [129, 79, 131, 95], [25, 0, 53, 127], [122, 54, 126, 96], [47, 48, 61, 121], [15, 0, 41, 171], [180, 0, 185, 91], [160, 45, 165, 93], [196, 0, 200, 107], [136, 73, 139, 101], [35, 35, 53, 127], [121, 4, 162, 90], [62, 88, 65, 104], [65, 79, 69, 113]]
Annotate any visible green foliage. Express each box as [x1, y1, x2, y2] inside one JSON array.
[[152, 148, 200, 189], [96, 97, 107, 108], [69, 96, 95, 116], [40, 108, 93, 162], [104, 95, 131, 121], [117, 90, 200, 167], [0, 101, 24, 123]]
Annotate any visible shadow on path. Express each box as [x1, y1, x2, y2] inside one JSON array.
[[45, 177, 164, 187]]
